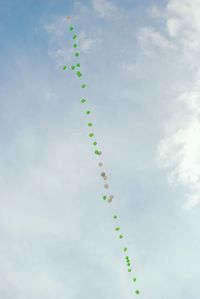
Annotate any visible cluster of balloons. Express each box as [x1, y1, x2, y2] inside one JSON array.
[[63, 16, 140, 296]]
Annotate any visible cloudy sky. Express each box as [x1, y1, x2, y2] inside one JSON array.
[[0, 0, 200, 298]]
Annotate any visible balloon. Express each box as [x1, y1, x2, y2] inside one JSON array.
[[95, 150, 102, 155], [135, 290, 140, 295], [107, 197, 112, 203], [77, 71, 82, 77]]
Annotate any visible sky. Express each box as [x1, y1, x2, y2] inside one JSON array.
[[0, 0, 200, 298]]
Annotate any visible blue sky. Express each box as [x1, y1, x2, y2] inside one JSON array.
[[0, 0, 200, 298]]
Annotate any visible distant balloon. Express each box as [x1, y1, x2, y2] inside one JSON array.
[[107, 197, 112, 203]]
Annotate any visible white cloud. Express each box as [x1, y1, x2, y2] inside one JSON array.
[[149, 5, 164, 18], [44, 16, 67, 39], [167, 18, 181, 37], [48, 48, 73, 66], [156, 0, 200, 209], [166, 0, 200, 62], [167, 0, 200, 33], [157, 74, 200, 209], [138, 27, 175, 53], [158, 117, 200, 182], [91, 0, 117, 18], [78, 31, 102, 52]]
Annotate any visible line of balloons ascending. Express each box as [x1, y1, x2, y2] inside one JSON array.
[[63, 16, 140, 296]]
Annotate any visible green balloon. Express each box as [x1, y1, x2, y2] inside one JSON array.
[[133, 278, 137, 282], [125, 256, 129, 259], [69, 26, 74, 31], [103, 196, 107, 200], [119, 235, 123, 239], [135, 290, 140, 295], [63, 66, 67, 70], [81, 99, 86, 103], [115, 227, 120, 231], [73, 34, 77, 39], [86, 110, 91, 114], [125, 257, 130, 262], [76, 63, 80, 67], [93, 141, 97, 145], [123, 247, 128, 252], [75, 52, 80, 57], [81, 84, 86, 88], [73, 44, 77, 48], [71, 65, 75, 70], [113, 215, 117, 219], [89, 133, 94, 137], [88, 123, 93, 127], [128, 268, 132, 272], [77, 71, 82, 77]]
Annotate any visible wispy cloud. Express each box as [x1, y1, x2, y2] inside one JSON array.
[[138, 27, 175, 53], [166, 0, 200, 63], [43, 15, 103, 66], [91, 0, 118, 18], [78, 31, 102, 52], [44, 16, 67, 40]]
